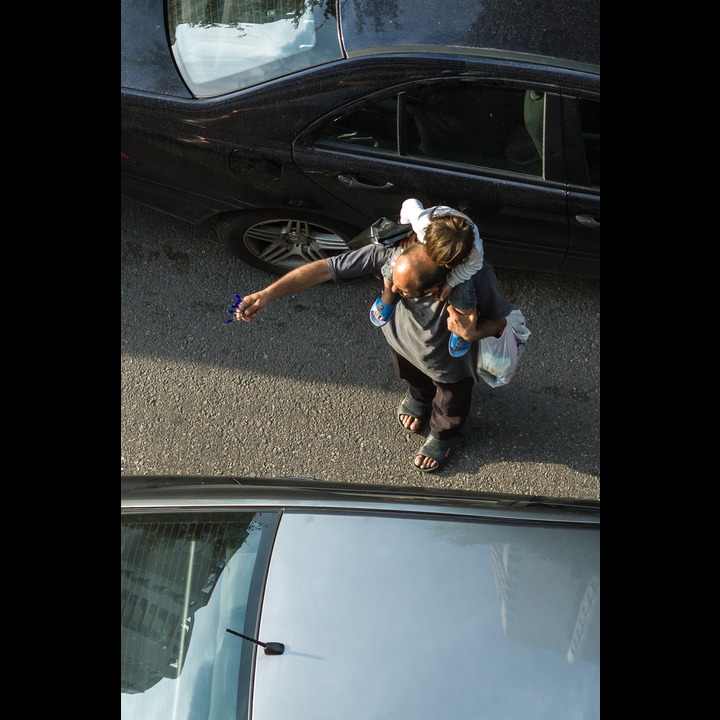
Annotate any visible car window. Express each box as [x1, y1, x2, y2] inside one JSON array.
[[579, 98, 600, 187], [316, 83, 545, 177], [121, 511, 279, 720], [167, 0, 343, 97]]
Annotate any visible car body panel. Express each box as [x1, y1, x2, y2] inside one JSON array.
[[293, 139, 570, 274], [121, 477, 600, 720], [121, 0, 191, 97], [121, 0, 599, 276], [566, 190, 600, 275]]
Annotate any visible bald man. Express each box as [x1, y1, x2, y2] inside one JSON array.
[[236, 241, 512, 472]]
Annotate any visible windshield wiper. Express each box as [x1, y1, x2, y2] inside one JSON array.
[[226, 627, 285, 655]]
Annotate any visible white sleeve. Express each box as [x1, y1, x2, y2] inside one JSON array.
[[446, 234, 484, 287], [400, 198, 436, 242], [400, 198, 424, 224]]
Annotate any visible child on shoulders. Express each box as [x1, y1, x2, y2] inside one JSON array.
[[370, 198, 484, 357]]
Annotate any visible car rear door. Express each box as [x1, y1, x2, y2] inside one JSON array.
[[293, 79, 570, 274]]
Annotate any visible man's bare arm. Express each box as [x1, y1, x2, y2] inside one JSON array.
[[446, 306, 507, 341], [236, 259, 333, 321]]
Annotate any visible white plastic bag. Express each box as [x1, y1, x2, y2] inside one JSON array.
[[476, 309, 531, 388]]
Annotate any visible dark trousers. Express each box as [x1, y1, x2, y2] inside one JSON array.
[[390, 348, 474, 440]]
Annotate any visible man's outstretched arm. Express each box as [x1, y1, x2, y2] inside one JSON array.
[[235, 259, 333, 321]]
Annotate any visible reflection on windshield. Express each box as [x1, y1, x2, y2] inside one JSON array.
[[121, 511, 277, 720], [430, 518, 599, 664], [490, 541, 599, 666], [252, 513, 599, 719], [168, 0, 342, 97]]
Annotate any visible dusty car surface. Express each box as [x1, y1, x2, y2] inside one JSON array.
[[121, 0, 600, 277], [121, 475, 600, 719]]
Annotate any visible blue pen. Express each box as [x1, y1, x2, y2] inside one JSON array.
[[224, 293, 243, 323]]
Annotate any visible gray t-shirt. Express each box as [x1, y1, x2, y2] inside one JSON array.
[[326, 244, 513, 383]]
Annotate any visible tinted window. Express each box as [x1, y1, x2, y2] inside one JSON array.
[[579, 98, 600, 187], [406, 85, 544, 174], [317, 83, 544, 177], [167, 0, 342, 97], [121, 511, 279, 720]]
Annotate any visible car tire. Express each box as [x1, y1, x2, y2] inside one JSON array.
[[217, 210, 361, 276]]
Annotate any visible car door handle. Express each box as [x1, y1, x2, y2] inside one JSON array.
[[337, 174, 394, 191], [575, 214, 600, 229]]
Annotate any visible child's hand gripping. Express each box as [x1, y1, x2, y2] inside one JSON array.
[[435, 282, 453, 302]]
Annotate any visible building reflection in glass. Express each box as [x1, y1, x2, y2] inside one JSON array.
[[121, 513, 260, 694]]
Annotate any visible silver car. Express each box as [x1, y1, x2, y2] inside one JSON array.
[[121, 476, 600, 719]]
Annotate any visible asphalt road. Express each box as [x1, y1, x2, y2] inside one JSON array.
[[121, 197, 600, 500]]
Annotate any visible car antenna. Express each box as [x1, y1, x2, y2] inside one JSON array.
[[226, 627, 285, 655]]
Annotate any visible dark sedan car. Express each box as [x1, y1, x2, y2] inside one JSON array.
[[121, 476, 600, 720], [121, 0, 599, 277]]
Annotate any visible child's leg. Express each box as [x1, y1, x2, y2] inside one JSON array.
[[447, 279, 477, 313], [380, 277, 396, 305], [449, 305, 472, 318], [370, 259, 400, 327], [447, 279, 477, 357]]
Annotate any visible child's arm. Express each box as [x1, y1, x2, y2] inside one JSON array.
[[445, 239, 484, 288], [399, 198, 424, 225], [437, 281, 454, 302], [398, 232, 418, 249]]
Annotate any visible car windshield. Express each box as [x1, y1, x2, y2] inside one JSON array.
[[167, 0, 343, 97], [121, 503, 599, 720], [121, 510, 279, 720]]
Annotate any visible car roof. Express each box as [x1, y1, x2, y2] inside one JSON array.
[[339, 0, 600, 71], [122, 477, 599, 719]]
